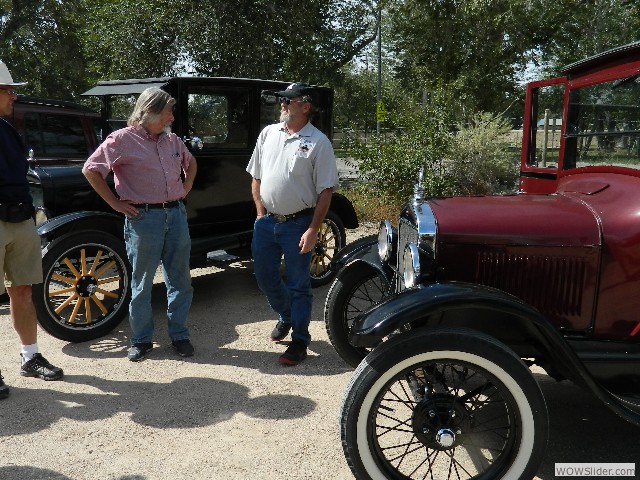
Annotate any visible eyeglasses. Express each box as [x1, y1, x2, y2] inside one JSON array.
[[0, 89, 17, 96], [280, 97, 307, 105]]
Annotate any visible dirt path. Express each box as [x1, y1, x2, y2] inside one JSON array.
[[0, 224, 378, 480]]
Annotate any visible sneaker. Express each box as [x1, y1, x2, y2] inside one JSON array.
[[279, 340, 307, 366], [172, 339, 194, 357], [128, 343, 153, 362], [270, 321, 291, 341], [20, 353, 64, 381], [0, 371, 9, 399]]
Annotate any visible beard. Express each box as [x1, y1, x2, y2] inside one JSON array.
[[163, 124, 172, 133], [280, 111, 291, 123]]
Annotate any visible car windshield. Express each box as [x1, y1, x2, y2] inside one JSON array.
[[564, 75, 640, 170]]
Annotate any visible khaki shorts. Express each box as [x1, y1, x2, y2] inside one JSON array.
[[1, 219, 43, 295]]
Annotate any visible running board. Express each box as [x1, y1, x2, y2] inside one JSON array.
[[206, 250, 241, 264]]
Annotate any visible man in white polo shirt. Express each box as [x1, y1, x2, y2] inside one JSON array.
[[247, 82, 338, 365]]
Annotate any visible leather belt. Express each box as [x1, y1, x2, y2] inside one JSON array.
[[267, 208, 314, 223], [133, 200, 181, 209]]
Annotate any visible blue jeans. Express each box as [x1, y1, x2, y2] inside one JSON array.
[[252, 214, 313, 346], [124, 202, 193, 345]]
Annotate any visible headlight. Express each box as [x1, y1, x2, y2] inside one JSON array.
[[377, 220, 396, 264], [402, 243, 421, 288]]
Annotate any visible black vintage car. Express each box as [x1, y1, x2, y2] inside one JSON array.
[[325, 43, 640, 479], [26, 77, 357, 342]]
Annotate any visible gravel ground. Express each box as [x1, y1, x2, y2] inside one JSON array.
[[0, 223, 377, 480]]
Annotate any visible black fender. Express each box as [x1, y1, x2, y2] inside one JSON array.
[[351, 281, 640, 427], [330, 192, 358, 229], [330, 236, 396, 288], [330, 234, 377, 271], [38, 211, 124, 243]]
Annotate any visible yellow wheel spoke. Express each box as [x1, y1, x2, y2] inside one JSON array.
[[84, 297, 92, 321], [95, 288, 118, 299], [80, 249, 88, 276], [68, 296, 83, 323], [88, 250, 104, 275], [63, 257, 81, 279], [90, 295, 109, 314], [97, 275, 120, 285], [54, 293, 78, 314], [52, 272, 76, 285], [49, 286, 77, 296], [95, 260, 116, 278]]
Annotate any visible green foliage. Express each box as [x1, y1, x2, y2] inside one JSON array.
[[0, 0, 90, 99], [344, 90, 519, 212], [448, 112, 519, 195], [0, 0, 381, 100], [333, 66, 408, 133], [343, 89, 456, 204]]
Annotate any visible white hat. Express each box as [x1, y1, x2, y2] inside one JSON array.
[[0, 60, 27, 87]]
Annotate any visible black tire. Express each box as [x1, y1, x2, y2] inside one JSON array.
[[310, 211, 346, 287], [324, 261, 391, 367], [341, 328, 548, 480], [33, 231, 131, 342]]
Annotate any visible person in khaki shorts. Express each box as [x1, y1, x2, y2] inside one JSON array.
[[0, 60, 63, 400]]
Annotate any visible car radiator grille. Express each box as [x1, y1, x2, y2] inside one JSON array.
[[397, 218, 419, 291], [476, 251, 587, 316]]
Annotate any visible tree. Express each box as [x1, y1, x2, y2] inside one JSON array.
[[386, 0, 549, 115], [0, 0, 89, 98], [178, 0, 382, 85], [532, 0, 640, 77]]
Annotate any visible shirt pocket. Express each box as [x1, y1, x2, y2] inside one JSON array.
[[289, 141, 314, 176], [289, 153, 311, 176]]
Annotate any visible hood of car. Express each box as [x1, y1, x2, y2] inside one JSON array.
[[427, 193, 601, 247]]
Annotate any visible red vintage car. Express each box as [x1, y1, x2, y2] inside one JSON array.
[[325, 42, 640, 479]]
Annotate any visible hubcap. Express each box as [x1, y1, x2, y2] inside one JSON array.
[[77, 275, 98, 297], [412, 393, 471, 450]]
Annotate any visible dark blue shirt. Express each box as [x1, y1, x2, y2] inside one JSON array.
[[0, 117, 31, 204]]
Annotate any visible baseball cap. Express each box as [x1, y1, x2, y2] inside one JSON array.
[[0, 60, 27, 87], [275, 82, 317, 104]]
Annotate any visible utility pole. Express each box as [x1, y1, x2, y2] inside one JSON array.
[[376, 7, 382, 134]]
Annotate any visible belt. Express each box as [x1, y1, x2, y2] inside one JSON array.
[[133, 200, 181, 209], [267, 207, 315, 223]]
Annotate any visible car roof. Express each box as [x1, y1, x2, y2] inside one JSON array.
[[81, 77, 332, 97], [16, 95, 98, 113], [562, 40, 640, 76]]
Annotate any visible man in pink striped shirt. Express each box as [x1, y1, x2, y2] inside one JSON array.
[[83, 88, 197, 362]]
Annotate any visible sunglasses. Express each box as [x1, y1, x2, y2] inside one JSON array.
[[0, 89, 17, 96], [280, 97, 307, 105]]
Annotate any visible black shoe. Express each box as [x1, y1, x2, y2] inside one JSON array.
[[0, 371, 9, 399], [172, 339, 194, 357], [270, 321, 291, 341], [128, 343, 153, 362], [20, 353, 64, 381], [279, 340, 307, 366]]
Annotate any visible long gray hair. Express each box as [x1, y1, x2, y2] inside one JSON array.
[[127, 87, 176, 127]]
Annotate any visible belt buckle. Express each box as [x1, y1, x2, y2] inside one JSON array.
[[272, 213, 287, 223]]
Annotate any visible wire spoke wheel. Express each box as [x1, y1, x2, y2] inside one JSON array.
[[325, 261, 390, 367], [341, 329, 548, 480]]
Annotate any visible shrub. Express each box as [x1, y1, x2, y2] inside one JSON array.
[[447, 112, 519, 195], [341, 93, 520, 222], [342, 91, 456, 205]]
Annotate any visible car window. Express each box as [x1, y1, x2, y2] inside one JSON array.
[[24, 112, 91, 158], [260, 92, 282, 131], [526, 83, 564, 169], [187, 89, 249, 150], [564, 76, 640, 170]]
